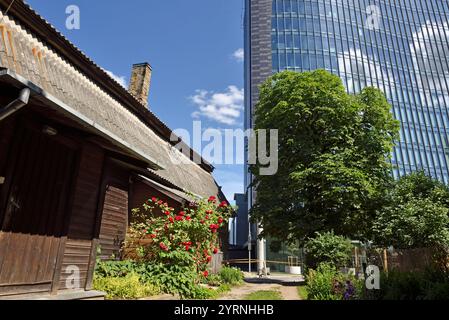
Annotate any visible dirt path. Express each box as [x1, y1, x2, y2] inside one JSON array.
[[278, 285, 302, 300], [219, 282, 302, 300]]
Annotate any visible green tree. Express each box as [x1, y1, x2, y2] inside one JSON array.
[[304, 231, 353, 269], [372, 171, 449, 249], [250, 70, 399, 243]]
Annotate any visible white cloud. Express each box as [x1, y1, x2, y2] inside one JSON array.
[[190, 86, 244, 125], [104, 69, 127, 88], [232, 48, 244, 62]]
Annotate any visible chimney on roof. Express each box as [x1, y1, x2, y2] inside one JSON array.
[[129, 62, 152, 108]]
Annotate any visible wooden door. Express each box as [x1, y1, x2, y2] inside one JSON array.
[[0, 121, 76, 296]]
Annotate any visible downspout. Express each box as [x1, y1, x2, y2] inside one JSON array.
[[0, 87, 30, 121]]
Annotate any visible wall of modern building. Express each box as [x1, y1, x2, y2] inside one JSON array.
[[242, 0, 449, 247], [270, 0, 449, 183]]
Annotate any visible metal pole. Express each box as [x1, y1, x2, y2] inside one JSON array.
[[257, 224, 266, 276], [248, 223, 252, 273]]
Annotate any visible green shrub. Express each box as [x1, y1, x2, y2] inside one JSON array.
[[95, 260, 141, 278], [127, 195, 232, 276], [93, 273, 160, 300], [305, 232, 353, 269], [94, 260, 239, 300], [139, 263, 202, 299], [297, 286, 308, 300], [379, 269, 449, 300], [219, 267, 244, 285], [95, 261, 204, 299], [373, 171, 449, 249], [424, 282, 449, 300], [204, 274, 222, 287], [306, 264, 364, 300], [306, 264, 341, 300], [380, 271, 423, 300]]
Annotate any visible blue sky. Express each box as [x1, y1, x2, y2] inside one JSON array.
[[26, 0, 245, 203]]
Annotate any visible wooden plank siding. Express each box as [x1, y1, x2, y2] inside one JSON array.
[[57, 239, 93, 291], [67, 143, 105, 239], [0, 120, 77, 296], [98, 161, 130, 261], [0, 116, 16, 225], [0, 116, 15, 181], [98, 185, 128, 260], [57, 143, 104, 292], [130, 180, 183, 221]]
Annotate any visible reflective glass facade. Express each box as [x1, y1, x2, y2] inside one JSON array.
[[269, 0, 449, 182]]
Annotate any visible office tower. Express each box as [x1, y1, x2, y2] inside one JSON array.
[[244, 0, 449, 269]]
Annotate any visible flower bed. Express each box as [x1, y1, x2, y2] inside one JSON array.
[[95, 195, 234, 299]]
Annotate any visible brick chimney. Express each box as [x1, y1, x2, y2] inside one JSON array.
[[129, 62, 152, 108]]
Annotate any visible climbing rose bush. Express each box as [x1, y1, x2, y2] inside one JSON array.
[[125, 195, 232, 278]]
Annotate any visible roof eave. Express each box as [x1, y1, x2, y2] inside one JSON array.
[[0, 68, 164, 170]]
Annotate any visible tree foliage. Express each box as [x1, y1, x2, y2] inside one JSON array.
[[304, 231, 353, 269], [372, 171, 449, 249], [250, 70, 400, 242]]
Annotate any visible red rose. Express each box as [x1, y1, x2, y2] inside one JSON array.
[[169, 217, 174, 223], [206, 256, 212, 262], [150, 234, 157, 239], [185, 245, 190, 251], [208, 196, 216, 203], [165, 211, 171, 216], [219, 201, 228, 208], [151, 197, 157, 202], [213, 248, 219, 254], [157, 200, 163, 205], [179, 211, 185, 216], [203, 271, 209, 277], [175, 216, 184, 221], [205, 215, 210, 220], [186, 216, 191, 221], [218, 217, 224, 224], [159, 242, 168, 251]]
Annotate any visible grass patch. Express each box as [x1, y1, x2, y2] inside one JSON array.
[[297, 286, 308, 300], [205, 284, 232, 300], [244, 290, 283, 300]]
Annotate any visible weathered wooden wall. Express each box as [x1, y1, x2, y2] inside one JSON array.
[[58, 143, 104, 292], [0, 116, 15, 200], [98, 184, 129, 260], [98, 161, 130, 261], [0, 118, 77, 296]]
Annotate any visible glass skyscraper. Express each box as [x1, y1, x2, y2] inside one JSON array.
[[243, 0, 449, 264]]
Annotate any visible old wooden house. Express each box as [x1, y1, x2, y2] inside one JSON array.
[[0, 0, 227, 299]]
